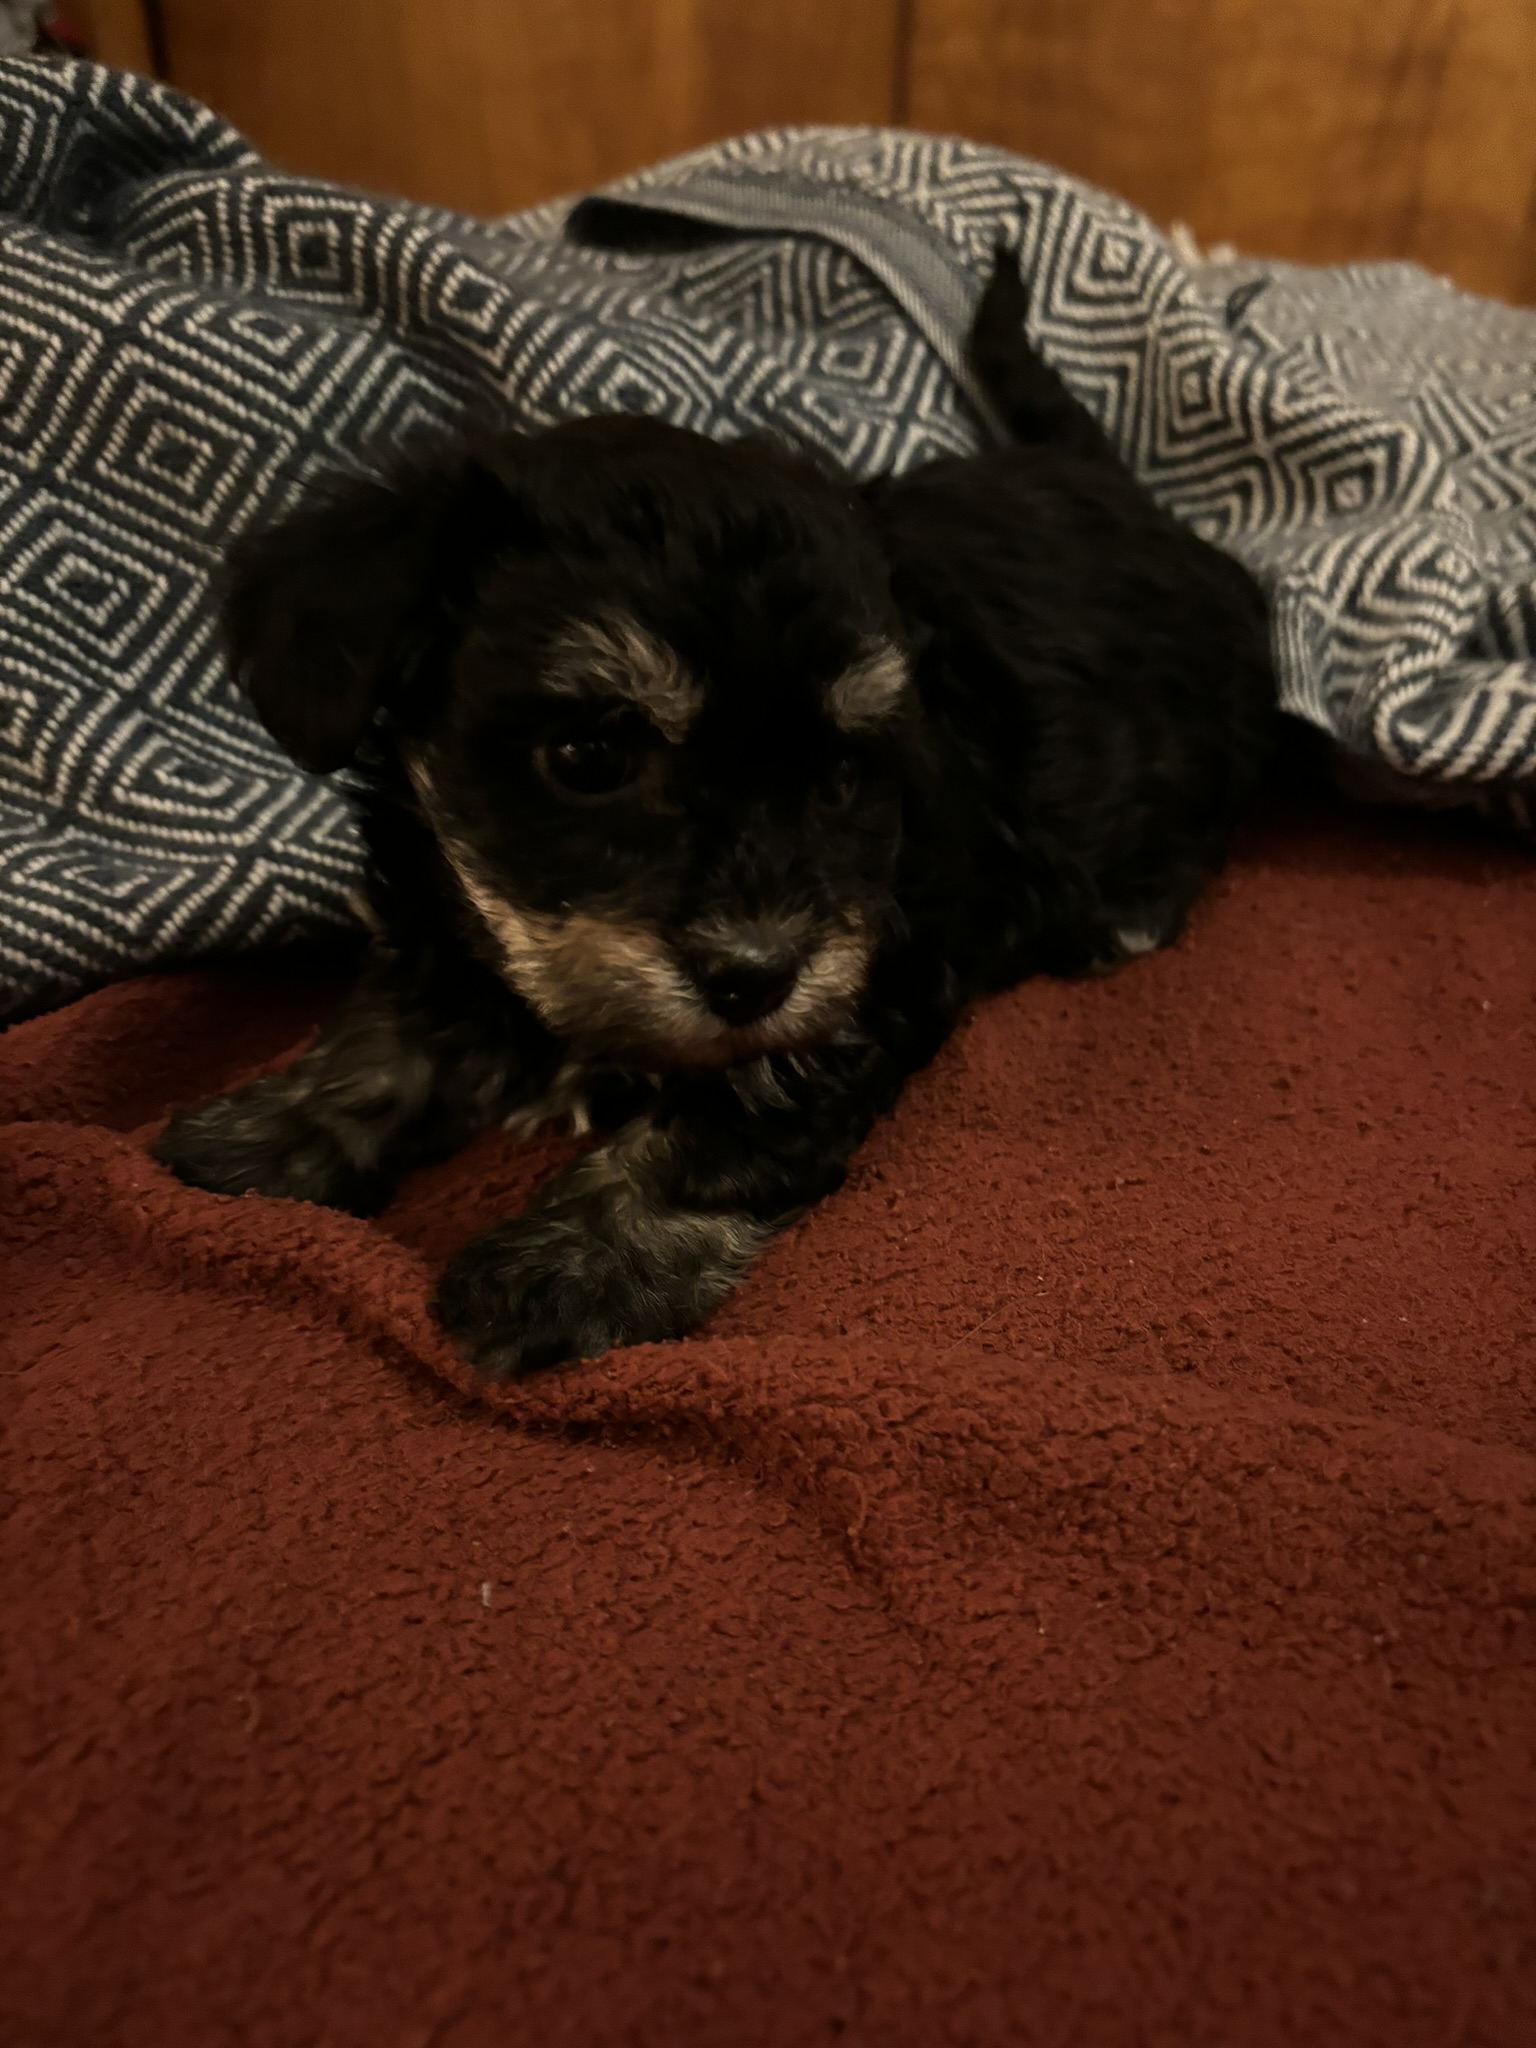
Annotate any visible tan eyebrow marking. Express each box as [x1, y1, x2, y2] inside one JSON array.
[[545, 609, 705, 743], [825, 639, 910, 733]]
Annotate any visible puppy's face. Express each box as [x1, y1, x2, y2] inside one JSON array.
[[229, 416, 918, 1066]]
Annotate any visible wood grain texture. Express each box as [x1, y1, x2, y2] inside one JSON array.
[[156, 0, 902, 215], [908, 0, 1536, 303], [71, 0, 157, 70]]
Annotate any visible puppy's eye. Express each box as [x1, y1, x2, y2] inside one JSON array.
[[537, 735, 644, 800]]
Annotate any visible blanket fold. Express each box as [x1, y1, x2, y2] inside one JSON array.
[[3, 793, 1533, 2045]]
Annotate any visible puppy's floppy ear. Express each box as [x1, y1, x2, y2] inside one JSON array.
[[968, 244, 1113, 462], [223, 444, 528, 773]]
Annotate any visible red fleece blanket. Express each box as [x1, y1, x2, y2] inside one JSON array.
[[3, 793, 1533, 2048]]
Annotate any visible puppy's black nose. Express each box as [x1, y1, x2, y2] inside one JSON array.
[[694, 955, 800, 1027]]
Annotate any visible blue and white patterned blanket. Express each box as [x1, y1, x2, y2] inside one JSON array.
[[2, 59, 1532, 1018]]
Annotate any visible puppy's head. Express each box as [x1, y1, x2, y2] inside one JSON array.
[[226, 415, 918, 1064]]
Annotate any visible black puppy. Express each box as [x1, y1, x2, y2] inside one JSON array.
[[153, 256, 1275, 1376]]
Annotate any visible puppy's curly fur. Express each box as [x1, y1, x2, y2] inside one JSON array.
[[154, 256, 1276, 1377]]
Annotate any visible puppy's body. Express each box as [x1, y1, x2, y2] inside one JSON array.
[[155, 258, 1275, 1375]]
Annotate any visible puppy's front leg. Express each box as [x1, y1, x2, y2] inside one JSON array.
[[153, 948, 553, 1215], [435, 1039, 906, 1377]]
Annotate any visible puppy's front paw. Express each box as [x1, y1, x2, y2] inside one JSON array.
[[152, 1082, 388, 1215], [434, 1149, 767, 1378]]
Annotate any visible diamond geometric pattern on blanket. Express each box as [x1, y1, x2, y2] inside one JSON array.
[[1, 61, 1531, 1018]]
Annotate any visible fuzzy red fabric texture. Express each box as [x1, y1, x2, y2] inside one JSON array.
[[3, 793, 1533, 2048]]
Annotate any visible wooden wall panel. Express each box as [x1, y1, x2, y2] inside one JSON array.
[[156, 0, 903, 216], [72, 0, 157, 70], [907, 0, 1536, 303]]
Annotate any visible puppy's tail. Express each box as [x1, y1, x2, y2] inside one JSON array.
[[968, 247, 1114, 460]]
